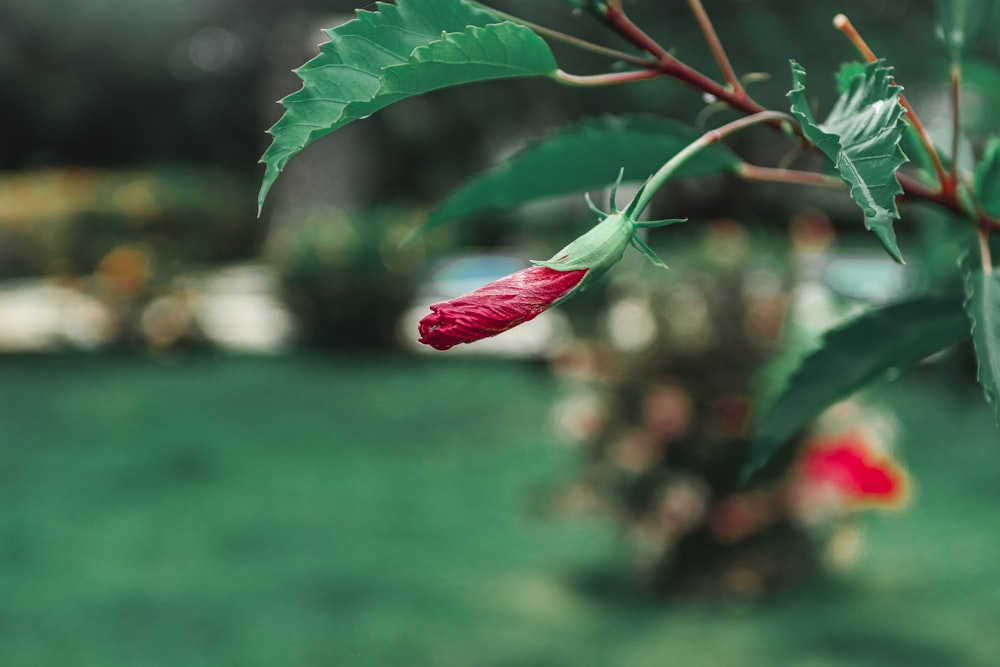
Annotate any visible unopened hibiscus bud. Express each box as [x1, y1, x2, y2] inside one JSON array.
[[417, 172, 684, 350], [418, 266, 587, 350]]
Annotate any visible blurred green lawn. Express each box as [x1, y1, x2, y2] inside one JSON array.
[[1, 354, 999, 667]]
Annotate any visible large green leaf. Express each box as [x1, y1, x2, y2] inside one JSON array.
[[962, 251, 1000, 425], [743, 294, 968, 482], [258, 0, 557, 211], [835, 61, 941, 186], [938, 0, 997, 61], [424, 114, 741, 230], [788, 60, 909, 263], [975, 135, 1000, 218]]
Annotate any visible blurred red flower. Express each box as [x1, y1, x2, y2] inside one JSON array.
[[794, 433, 909, 511], [418, 266, 587, 350]]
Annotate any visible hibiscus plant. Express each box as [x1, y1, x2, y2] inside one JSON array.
[[258, 0, 1000, 482]]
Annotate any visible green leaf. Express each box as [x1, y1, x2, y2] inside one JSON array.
[[834, 61, 867, 94], [975, 135, 1000, 218], [743, 294, 968, 482], [258, 0, 557, 211], [962, 251, 1000, 425], [938, 0, 997, 61], [834, 62, 947, 188], [788, 60, 909, 263], [424, 115, 740, 230], [381, 23, 558, 93]]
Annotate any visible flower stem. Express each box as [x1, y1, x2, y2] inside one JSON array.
[[979, 226, 993, 275], [950, 61, 962, 183], [737, 164, 845, 190], [632, 111, 794, 216], [687, 0, 744, 95], [467, 1, 651, 67], [554, 68, 660, 86], [834, 13, 951, 193]]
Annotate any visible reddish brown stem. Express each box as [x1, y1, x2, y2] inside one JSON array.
[[601, 4, 671, 61], [655, 57, 764, 117], [555, 68, 661, 86], [738, 164, 844, 190], [897, 173, 1000, 232], [687, 0, 744, 95], [593, 5, 801, 140], [580, 3, 1000, 232]]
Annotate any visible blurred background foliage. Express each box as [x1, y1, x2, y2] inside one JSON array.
[[2, 0, 1000, 665], [0, 0, 1000, 354], [0, 167, 258, 277]]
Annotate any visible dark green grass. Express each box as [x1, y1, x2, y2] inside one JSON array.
[[1, 354, 999, 666]]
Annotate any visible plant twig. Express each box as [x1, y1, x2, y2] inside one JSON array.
[[467, 1, 652, 67], [591, 3, 800, 140], [632, 111, 795, 216], [834, 13, 951, 194], [979, 225, 993, 275], [601, 3, 672, 61], [554, 69, 660, 86], [737, 164, 845, 190], [687, 0, 744, 95], [951, 61, 962, 183], [895, 172, 1000, 232], [505, 2, 1000, 233]]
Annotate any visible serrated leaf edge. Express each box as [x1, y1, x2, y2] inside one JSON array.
[[258, 0, 555, 212], [962, 252, 1000, 416], [787, 60, 909, 263], [743, 294, 967, 482]]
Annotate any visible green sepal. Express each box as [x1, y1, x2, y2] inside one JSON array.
[[533, 171, 686, 297], [532, 211, 634, 282], [534, 171, 632, 281], [629, 234, 669, 269], [634, 218, 687, 229]]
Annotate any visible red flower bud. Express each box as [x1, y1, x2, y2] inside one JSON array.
[[418, 266, 587, 350], [416, 171, 684, 351]]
